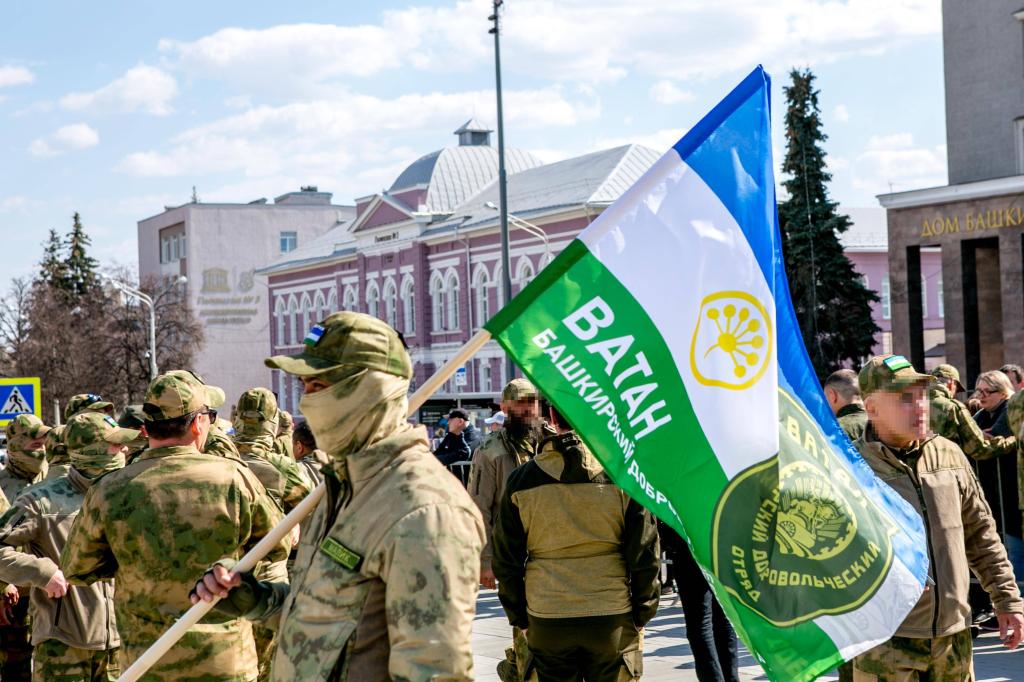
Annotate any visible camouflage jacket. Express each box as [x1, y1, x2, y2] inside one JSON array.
[[836, 403, 868, 441], [241, 427, 485, 681], [0, 458, 46, 506], [855, 428, 1022, 637], [234, 435, 313, 514], [1008, 391, 1024, 512], [929, 382, 1015, 461], [468, 428, 539, 568], [0, 469, 118, 650], [297, 448, 330, 486], [61, 444, 289, 681]]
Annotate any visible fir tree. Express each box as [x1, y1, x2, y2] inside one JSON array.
[[38, 229, 68, 288], [779, 69, 879, 379], [62, 212, 100, 298]]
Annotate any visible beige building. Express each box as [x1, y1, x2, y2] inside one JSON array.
[[137, 188, 354, 408]]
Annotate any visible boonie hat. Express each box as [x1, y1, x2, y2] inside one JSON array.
[[143, 370, 226, 422], [859, 355, 933, 398], [931, 364, 966, 394], [265, 312, 412, 379]]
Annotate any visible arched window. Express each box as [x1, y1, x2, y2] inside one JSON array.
[[429, 272, 445, 332], [312, 291, 327, 324], [493, 263, 505, 309], [274, 297, 287, 347], [287, 295, 299, 346], [383, 278, 398, 329], [300, 293, 313, 337], [401, 275, 416, 335], [343, 286, 357, 312], [472, 265, 490, 330], [445, 268, 460, 330], [515, 257, 535, 294], [366, 281, 380, 319], [327, 290, 337, 317]]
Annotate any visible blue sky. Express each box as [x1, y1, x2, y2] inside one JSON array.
[[0, 0, 945, 284]]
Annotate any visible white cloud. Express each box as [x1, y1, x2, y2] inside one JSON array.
[[60, 64, 178, 115], [156, 0, 939, 96], [117, 86, 599, 179], [867, 132, 915, 150], [28, 123, 100, 158], [834, 104, 850, 123], [649, 80, 695, 105], [0, 66, 34, 88], [594, 127, 682, 152], [854, 141, 947, 194], [0, 196, 36, 212]]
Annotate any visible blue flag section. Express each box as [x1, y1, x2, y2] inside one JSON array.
[[0, 377, 42, 427]]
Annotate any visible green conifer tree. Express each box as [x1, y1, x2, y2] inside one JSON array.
[[38, 229, 68, 288], [62, 212, 100, 298], [779, 69, 879, 379]]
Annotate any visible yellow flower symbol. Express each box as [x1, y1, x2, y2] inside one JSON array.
[[690, 291, 773, 391]]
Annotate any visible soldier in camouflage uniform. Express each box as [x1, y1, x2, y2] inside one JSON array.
[[274, 410, 294, 459], [42, 425, 71, 482], [64, 394, 114, 423], [232, 388, 312, 514], [823, 368, 867, 441], [852, 355, 1023, 681], [291, 420, 329, 485], [0, 414, 50, 682], [0, 411, 131, 681], [192, 312, 485, 680], [929, 363, 1015, 461], [61, 371, 289, 682]]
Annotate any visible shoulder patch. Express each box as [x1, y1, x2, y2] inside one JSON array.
[[320, 537, 363, 570]]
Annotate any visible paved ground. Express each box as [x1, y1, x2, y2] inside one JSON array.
[[472, 590, 1024, 681]]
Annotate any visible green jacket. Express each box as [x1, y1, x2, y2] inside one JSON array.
[[492, 431, 661, 628], [61, 444, 289, 681], [836, 403, 868, 441], [855, 428, 1022, 638]]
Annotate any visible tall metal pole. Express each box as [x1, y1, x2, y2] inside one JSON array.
[[147, 299, 158, 380], [490, 0, 514, 383]]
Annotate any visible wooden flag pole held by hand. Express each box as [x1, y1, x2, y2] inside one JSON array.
[[117, 329, 494, 682]]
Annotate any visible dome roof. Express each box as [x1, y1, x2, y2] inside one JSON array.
[[389, 145, 543, 214]]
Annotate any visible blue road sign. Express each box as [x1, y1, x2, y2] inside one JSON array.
[[0, 377, 42, 427]]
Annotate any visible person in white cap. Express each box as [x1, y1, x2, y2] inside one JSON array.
[[485, 411, 506, 433]]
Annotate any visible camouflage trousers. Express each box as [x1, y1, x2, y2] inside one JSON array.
[[0, 594, 32, 682], [853, 629, 974, 682], [497, 626, 530, 682], [33, 639, 120, 682], [254, 623, 276, 682]]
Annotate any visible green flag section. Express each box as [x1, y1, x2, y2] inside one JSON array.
[[484, 66, 928, 682]]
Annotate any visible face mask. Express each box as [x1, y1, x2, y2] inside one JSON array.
[[7, 448, 46, 476], [71, 446, 126, 480], [298, 367, 409, 459]]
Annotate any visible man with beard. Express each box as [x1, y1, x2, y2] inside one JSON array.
[[0, 414, 51, 682], [190, 312, 485, 680], [467, 379, 544, 682]]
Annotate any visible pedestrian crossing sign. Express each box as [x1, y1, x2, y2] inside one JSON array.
[[0, 378, 41, 428]]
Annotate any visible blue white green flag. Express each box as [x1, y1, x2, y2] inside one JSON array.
[[483, 66, 928, 681]]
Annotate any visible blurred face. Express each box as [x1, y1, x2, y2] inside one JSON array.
[[504, 399, 541, 422], [107, 443, 128, 456], [975, 381, 1005, 412], [27, 436, 46, 451], [865, 385, 930, 448], [448, 417, 465, 434]]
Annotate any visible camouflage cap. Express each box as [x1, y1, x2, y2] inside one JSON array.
[[502, 378, 538, 402], [5, 414, 51, 450], [859, 355, 933, 398], [143, 370, 226, 422], [65, 412, 140, 454], [44, 425, 68, 460], [931, 364, 966, 394], [235, 388, 280, 438], [265, 311, 412, 379], [64, 393, 114, 421]]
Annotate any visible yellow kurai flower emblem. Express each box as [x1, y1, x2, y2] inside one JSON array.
[[690, 291, 773, 391]]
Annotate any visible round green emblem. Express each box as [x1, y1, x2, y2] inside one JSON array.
[[711, 390, 897, 626]]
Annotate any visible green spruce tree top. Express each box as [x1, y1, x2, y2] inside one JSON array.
[[778, 69, 879, 379], [38, 228, 68, 289], [63, 212, 101, 298]]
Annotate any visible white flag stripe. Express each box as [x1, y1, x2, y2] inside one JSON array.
[[584, 152, 779, 479]]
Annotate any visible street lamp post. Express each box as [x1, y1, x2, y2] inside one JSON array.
[[105, 276, 187, 380], [489, 0, 515, 383], [484, 202, 550, 262]]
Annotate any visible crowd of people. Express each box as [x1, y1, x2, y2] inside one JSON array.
[[0, 310, 1020, 681]]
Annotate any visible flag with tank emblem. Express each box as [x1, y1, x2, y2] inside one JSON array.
[[483, 66, 928, 681]]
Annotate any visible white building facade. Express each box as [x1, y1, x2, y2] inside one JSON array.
[[137, 188, 354, 409]]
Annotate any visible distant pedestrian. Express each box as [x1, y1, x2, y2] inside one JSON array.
[[1000, 363, 1024, 391], [485, 411, 506, 433], [435, 408, 472, 466], [823, 368, 867, 441]]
